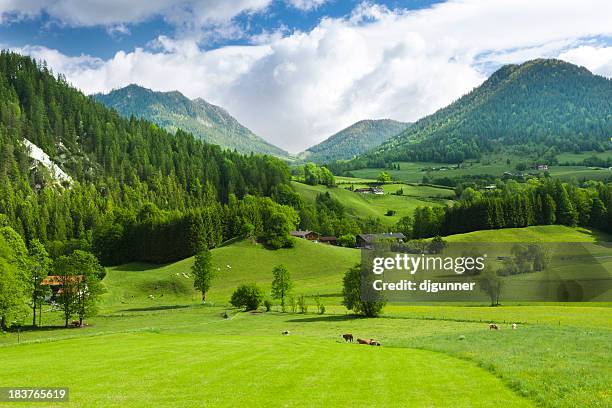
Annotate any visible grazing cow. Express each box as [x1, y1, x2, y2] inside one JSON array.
[[512, 323, 517, 330], [342, 333, 354, 342], [369, 339, 381, 346], [282, 330, 290, 336], [357, 338, 371, 345], [489, 323, 499, 330]]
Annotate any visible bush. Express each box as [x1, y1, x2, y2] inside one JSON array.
[[385, 210, 396, 216], [263, 299, 272, 312], [288, 296, 297, 313], [314, 294, 325, 315], [337, 234, 356, 248], [297, 294, 308, 314], [230, 284, 264, 311]]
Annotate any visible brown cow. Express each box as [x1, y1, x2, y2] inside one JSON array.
[[489, 323, 499, 330], [357, 338, 371, 345], [342, 333, 354, 342], [369, 339, 381, 346]]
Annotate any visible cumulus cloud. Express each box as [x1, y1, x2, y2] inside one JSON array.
[[0, 0, 273, 41], [285, 0, 327, 11], [558, 45, 612, 78], [8, 0, 612, 152]]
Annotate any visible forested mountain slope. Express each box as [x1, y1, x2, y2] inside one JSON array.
[[0, 51, 293, 264], [300, 119, 410, 163], [93, 84, 288, 157], [347, 59, 612, 167]]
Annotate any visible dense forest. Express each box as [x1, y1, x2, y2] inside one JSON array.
[[0, 52, 296, 264], [94, 84, 288, 157], [402, 179, 612, 238], [331, 59, 612, 172]]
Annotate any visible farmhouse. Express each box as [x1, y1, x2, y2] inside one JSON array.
[[354, 187, 384, 195], [290, 230, 320, 241], [318, 236, 338, 245], [356, 232, 405, 249], [535, 164, 549, 171], [41, 275, 85, 300]]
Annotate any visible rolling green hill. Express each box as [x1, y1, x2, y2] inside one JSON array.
[[103, 225, 609, 311], [93, 84, 288, 157], [442, 225, 610, 243], [344, 59, 612, 167], [292, 181, 454, 226], [300, 119, 410, 163], [103, 238, 360, 309]]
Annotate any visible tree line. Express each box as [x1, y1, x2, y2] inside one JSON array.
[[404, 179, 612, 238]]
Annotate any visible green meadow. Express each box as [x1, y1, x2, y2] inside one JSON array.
[[350, 153, 612, 183], [1, 226, 610, 407], [292, 181, 453, 226]]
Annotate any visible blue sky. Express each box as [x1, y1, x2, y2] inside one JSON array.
[[0, 1, 444, 59], [1, 0, 611, 152]]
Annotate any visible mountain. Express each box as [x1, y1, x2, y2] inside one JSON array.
[[93, 85, 288, 157], [0, 51, 292, 264], [353, 59, 612, 166], [300, 119, 411, 163]]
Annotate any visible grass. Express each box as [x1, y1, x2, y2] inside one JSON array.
[[292, 181, 453, 226], [350, 154, 612, 183], [0, 328, 534, 408], [1, 229, 610, 407], [102, 238, 360, 311], [442, 225, 608, 243]]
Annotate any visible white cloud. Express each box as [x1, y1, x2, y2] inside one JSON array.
[[9, 0, 612, 153], [0, 0, 273, 41], [558, 45, 612, 78], [285, 0, 327, 11]]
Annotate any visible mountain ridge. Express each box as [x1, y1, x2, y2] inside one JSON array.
[[93, 84, 289, 158], [348, 59, 612, 166], [300, 119, 411, 163]]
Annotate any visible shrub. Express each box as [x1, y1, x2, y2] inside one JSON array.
[[385, 210, 396, 216], [288, 296, 297, 313], [230, 284, 264, 311], [314, 294, 325, 315], [297, 294, 308, 314], [337, 234, 356, 248]]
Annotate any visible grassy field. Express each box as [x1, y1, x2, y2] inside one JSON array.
[[1, 229, 610, 407], [557, 150, 612, 163], [442, 225, 608, 243], [102, 238, 360, 311], [350, 156, 612, 183], [292, 181, 453, 226]]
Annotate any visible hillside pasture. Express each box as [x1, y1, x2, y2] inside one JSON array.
[[1, 230, 610, 407], [292, 181, 453, 226]]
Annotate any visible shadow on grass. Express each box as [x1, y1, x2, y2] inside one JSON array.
[[111, 262, 169, 272], [118, 305, 191, 312], [5, 325, 79, 333]]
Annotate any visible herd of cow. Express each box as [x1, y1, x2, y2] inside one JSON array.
[[341, 333, 381, 346], [281, 323, 516, 345]]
